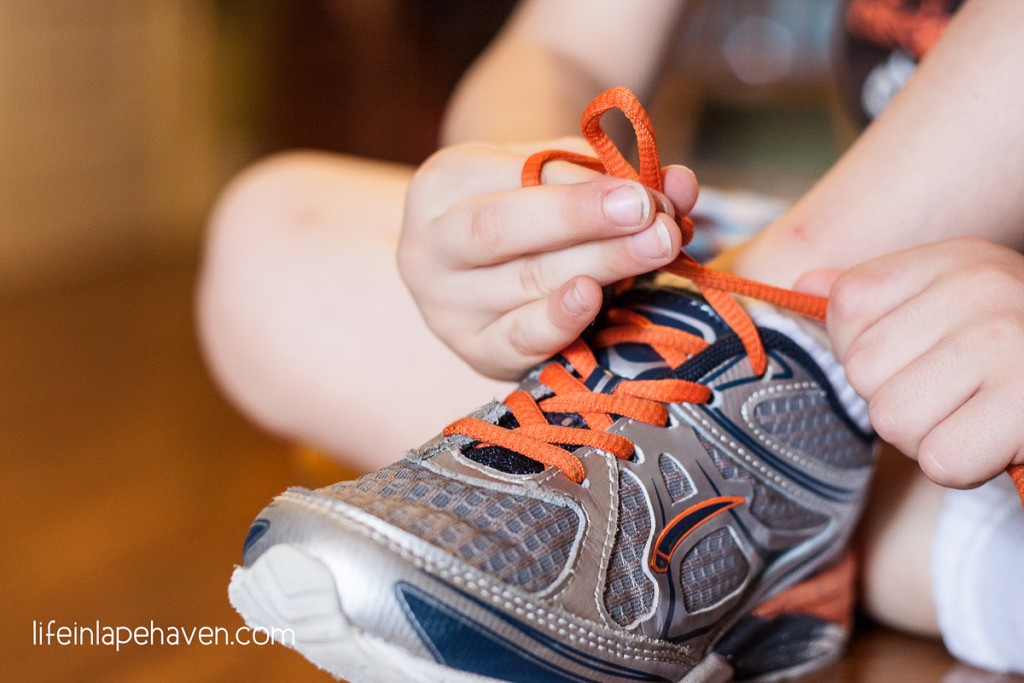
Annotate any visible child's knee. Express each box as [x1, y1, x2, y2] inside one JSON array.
[[210, 152, 346, 247], [198, 152, 352, 339], [196, 153, 334, 427]]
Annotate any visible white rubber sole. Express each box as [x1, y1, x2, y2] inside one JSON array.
[[229, 544, 738, 683]]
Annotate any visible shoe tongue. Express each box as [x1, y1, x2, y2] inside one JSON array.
[[593, 283, 732, 381]]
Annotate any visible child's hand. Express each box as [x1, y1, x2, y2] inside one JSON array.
[[398, 139, 697, 380], [796, 237, 1024, 488]]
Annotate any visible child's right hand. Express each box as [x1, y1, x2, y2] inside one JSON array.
[[796, 237, 1024, 489], [398, 139, 697, 380]]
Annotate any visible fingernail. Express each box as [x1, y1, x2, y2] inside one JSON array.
[[655, 193, 676, 218], [563, 281, 590, 316], [630, 220, 673, 260], [603, 183, 649, 228]]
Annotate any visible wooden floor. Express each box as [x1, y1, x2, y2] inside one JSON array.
[[2, 260, 1020, 682]]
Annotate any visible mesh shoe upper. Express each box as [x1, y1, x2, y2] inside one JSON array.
[[241, 283, 877, 682], [320, 459, 581, 593]]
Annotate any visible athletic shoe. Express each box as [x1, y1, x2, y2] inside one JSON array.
[[228, 87, 877, 682]]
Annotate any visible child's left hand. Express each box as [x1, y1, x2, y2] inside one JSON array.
[[796, 237, 1024, 489]]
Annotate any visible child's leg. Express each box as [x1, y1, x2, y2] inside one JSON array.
[[197, 152, 512, 471], [858, 445, 944, 636]]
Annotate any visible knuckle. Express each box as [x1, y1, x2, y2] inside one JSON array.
[[417, 297, 453, 335], [970, 261, 1024, 302], [597, 243, 631, 280], [469, 203, 507, 251], [461, 343, 496, 380], [409, 143, 488, 198], [407, 150, 444, 197], [563, 184, 601, 237], [416, 142, 480, 175], [974, 312, 1024, 346], [959, 260, 1013, 291], [396, 227, 438, 287], [945, 235, 990, 256], [506, 317, 536, 358], [516, 255, 552, 300], [827, 273, 866, 324], [504, 317, 548, 372], [867, 393, 912, 447], [840, 344, 874, 398], [993, 258, 1024, 288]]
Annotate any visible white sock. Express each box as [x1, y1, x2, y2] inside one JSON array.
[[932, 475, 1024, 674]]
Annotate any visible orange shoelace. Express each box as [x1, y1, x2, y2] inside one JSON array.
[[443, 86, 1024, 507]]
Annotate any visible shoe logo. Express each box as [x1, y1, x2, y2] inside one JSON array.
[[649, 496, 745, 573]]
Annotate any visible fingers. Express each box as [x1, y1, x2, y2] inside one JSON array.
[[471, 276, 605, 381], [483, 213, 683, 311], [440, 178, 676, 268], [824, 238, 1024, 489], [400, 138, 702, 382], [865, 331, 977, 461], [827, 239, 1024, 400], [864, 318, 1024, 488], [826, 255, 937, 360], [840, 277, 960, 399], [825, 238, 1011, 359], [917, 384, 1024, 488], [550, 276, 604, 330], [446, 211, 680, 378]]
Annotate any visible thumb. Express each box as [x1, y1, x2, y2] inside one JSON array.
[[793, 268, 843, 298]]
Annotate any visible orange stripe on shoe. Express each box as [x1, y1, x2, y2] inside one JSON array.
[[1009, 464, 1024, 510], [751, 551, 857, 631]]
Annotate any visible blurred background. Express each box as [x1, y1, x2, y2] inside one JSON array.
[[1, 1, 1005, 681], [0, 0, 847, 297]]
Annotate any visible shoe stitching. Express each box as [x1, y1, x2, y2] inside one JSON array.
[[285, 490, 702, 665]]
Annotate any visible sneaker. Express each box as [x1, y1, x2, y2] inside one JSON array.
[[228, 88, 877, 682]]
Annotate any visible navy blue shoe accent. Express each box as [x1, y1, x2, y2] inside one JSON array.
[[242, 518, 270, 557], [583, 366, 624, 393], [395, 582, 670, 683], [623, 286, 732, 341], [714, 613, 833, 681]]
